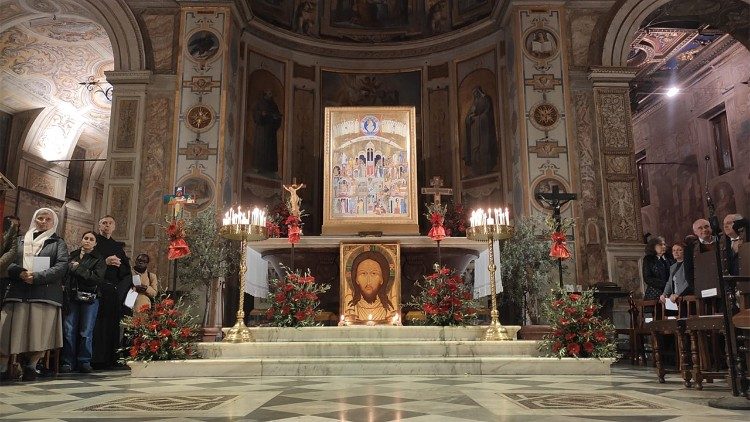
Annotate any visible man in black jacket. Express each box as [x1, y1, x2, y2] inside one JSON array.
[[91, 215, 131, 369]]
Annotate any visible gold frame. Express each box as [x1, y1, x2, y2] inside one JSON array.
[[323, 106, 419, 235], [340, 242, 401, 324]]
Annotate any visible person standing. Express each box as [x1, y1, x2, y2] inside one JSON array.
[[1, 216, 20, 304], [642, 236, 673, 300], [61, 231, 105, 373], [0, 208, 68, 381], [91, 215, 131, 369], [131, 253, 158, 316], [722, 214, 748, 276]]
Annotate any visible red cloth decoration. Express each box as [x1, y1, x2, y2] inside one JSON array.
[[428, 213, 446, 242], [287, 225, 301, 245], [166, 220, 191, 260], [285, 215, 302, 245], [550, 231, 570, 260]]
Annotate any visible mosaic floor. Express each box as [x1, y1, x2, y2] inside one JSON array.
[[1, 365, 748, 421]]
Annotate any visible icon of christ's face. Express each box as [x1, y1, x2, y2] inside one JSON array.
[[356, 259, 383, 303]]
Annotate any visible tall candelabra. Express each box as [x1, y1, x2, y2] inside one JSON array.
[[220, 207, 268, 343], [467, 207, 513, 341]]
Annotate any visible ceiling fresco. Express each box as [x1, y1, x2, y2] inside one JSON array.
[[247, 0, 496, 42], [0, 0, 113, 147]]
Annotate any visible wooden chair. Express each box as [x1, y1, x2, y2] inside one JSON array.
[[619, 293, 639, 364], [647, 296, 695, 386], [632, 298, 658, 366]]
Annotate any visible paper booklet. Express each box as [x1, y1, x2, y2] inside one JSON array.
[[132, 274, 141, 286], [124, 289, 138, 309], [33, 256, 50, 272]]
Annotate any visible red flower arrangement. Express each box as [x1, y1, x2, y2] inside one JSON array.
[[539, 289, 618, 359], [409, 266, 479, 326], [120, 297, 202, 362], [265, 269, 331, 327], [443, 201, 468, 237]]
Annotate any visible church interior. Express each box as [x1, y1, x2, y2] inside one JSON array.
[[1, 0, 749, 420]]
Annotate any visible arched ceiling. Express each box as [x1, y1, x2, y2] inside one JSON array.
[[0, 0, 113, 152], [246, 0, 497, 43]]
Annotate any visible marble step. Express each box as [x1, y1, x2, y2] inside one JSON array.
[[198, 340, 541, 359], [225, 325, 522, 342], [129, 356, 614, 377]]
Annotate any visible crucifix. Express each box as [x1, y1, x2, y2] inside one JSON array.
[[421, 176, 453, 206], [536, 185, 577, 288]]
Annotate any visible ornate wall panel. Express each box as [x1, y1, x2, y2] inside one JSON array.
[[114, 99, 138, 150], [109, 185, 132, 234], [592, 83, 641, 243], [174, 7, 231, 215], [572, 90, 607, 283]]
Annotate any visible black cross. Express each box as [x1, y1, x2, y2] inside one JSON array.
[[536, 185, 577, 288]]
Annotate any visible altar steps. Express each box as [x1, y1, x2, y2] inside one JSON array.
[[128, 326, 614, 377]]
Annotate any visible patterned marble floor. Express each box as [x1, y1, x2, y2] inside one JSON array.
[[1, 365, 748, 421]]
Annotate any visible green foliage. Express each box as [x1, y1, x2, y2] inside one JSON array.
[[538, 289, 619, 359], [500, 215, 555, 324], [175, 206, 232, 292]]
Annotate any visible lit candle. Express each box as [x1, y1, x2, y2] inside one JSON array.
[[505, 207, 510, 225]]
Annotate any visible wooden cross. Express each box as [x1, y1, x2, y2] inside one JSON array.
[[421, 176, 453, 205]]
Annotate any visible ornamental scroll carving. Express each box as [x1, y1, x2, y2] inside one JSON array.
[[596, 91, 630, 149], [607, 181, 640, 241]]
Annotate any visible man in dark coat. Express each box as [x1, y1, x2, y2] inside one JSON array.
[[91, 215, 131, 369]]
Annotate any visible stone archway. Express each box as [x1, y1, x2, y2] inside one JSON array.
[[592, 0, 750, 67]]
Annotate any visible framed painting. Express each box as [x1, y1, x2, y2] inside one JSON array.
[[340, 243, 400, 324], [15, 187, 65, 234], [323, 107, 419, 235]]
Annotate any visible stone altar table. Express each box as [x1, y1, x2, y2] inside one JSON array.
[[244, 236, 489, 313]]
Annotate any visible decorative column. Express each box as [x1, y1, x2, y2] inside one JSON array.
[[589, 67, 644, 291], [102, 70, 152, 253]]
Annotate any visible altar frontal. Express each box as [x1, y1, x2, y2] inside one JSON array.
[[323, 107, 419, 235]]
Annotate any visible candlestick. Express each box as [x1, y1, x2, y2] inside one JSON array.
[[220, 205, 269, 343], [467, 206, 514, 341]]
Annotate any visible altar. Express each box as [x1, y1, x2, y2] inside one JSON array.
[[243, 236, 501, 315]]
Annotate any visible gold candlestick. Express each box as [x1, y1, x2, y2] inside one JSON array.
[[219, 222, 268, 343], [466, 224, 513, 341]]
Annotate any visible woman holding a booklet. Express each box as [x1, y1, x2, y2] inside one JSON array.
[[60, 231, 106, 374], [0, 208, 69, 381]]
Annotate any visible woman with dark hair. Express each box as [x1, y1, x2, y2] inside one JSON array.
[[344, 251, 395, 322], [642, 236, 673, 300], [61, 231, 105, 373], [0, 208, 68, 381], [660, 242, 691, 304]]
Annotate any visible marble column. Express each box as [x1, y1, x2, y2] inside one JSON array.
[[101, 70, 152, 254], [588, 66, 644, 294]]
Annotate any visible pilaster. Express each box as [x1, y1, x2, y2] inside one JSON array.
[[102, 69, 152, 253]]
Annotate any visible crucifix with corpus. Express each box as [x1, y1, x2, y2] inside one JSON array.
[[536, 185, 577, 288]]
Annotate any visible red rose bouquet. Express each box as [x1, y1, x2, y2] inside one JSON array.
[[265, 269, 331, 327], [120, 296, 202, 362], [409, 266, 478, 326], [539, 289, 618, 359]]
